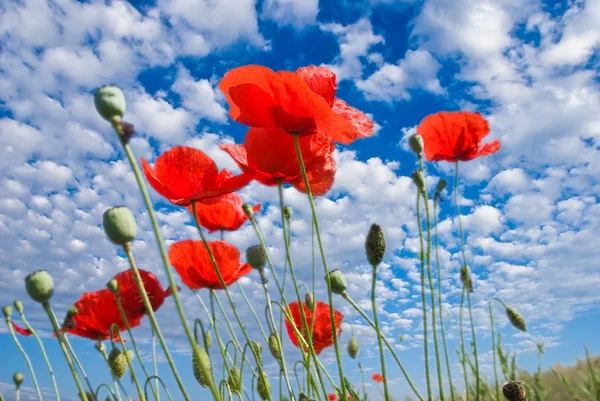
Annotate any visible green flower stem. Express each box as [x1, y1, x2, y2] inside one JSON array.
[[294, 361, 305, 392], [459, 288, 469, 401], [151, 327, 159, 401], [112, 119, 203, 401], [488, 301, 500, 401], [434, 200, 456, 401], [17, 310, 61, 401], [62, 334, 96, 397], [144, 376, 174, 401], [370, 265, 390, 401], [416, 190, 433, 401], [41, 301, 88, 401], [95, 384, 119, 401], [5, 318, 43, 401], [454, 161, 480, 401], [209, 289, 233, 376], [359, 363, 366, 398], [98, 344, 128, 401], [15, 388, 20, 401], [292, 134, 347, 400], [111, 327, 146, 401], [236, 281, 269, 343], [114, 295, 159, 401], [121, 244, 194, 401], [190, 201, 270, 401], [341, 292, 424, 401]]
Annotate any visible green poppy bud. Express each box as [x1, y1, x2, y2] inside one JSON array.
[[268, 334, 282, 362], [13, 300, 23, 314], [305, 292, 315, 311], [242, 203, 254, 219], [411, 170, 426, 192], [256, 373, 271, 401], [246, 245, 267, 270], [103, 206, 137, 246], [13, 372, 24, 387], [192, 345, 212, 388], [108, 348, 127, 379], [67, 306, 78, 319], [409, 134, 424, 155], [366, 223, 386, 267], [249, 341, 262, 364], [228, 367, 242, 395], [107, 279, 119, 295], [283, 206, 293, 220], [502, 381, 527, 401], [327, 269, 347, 295], [2, 305, 12, 319], [347, 336, 359, 359], [25, 270, 55, 303], [460, 264, 473, 292], [204, 330, 212, 349], [506, 306, 527, 332], [399, 334, 405, 343], [94, 85, 126, 122], [436, 179, 447, 194]]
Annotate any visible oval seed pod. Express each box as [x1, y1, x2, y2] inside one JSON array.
[[108, 348, 127, 379], [347, 336, 359, 359], [192, 346, 212, 388], [94, 86, 127, 122], [25, 270, 55, 303]]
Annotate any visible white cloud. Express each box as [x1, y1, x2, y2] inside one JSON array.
[[505, 193, 554, 226], [262, 0, 319, 28], [171, 66, 227, 123]]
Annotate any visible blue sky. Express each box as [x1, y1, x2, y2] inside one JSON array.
[[1, 0, 600, 401]]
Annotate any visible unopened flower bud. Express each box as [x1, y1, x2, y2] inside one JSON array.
[[246, 245, 267, 270], [2, 306, 12, 319], [327, 269, 347, 295], [192, 346, 212, 388], [284, 206, 293, 220], [242, 203, 254, 219], [256, 373, 271, 401], [268, 334, 282, 362], [108, 348, 127, 379], [25, 270, 55, 303], [107, 279, 119, 295], [399, 334, 405, 343], [228, 367, 242, 395], [13, 372, 24, 388], [502, 381, 527, 401], [249, 341, 262, 364], [409, 134, 424, 155], [366, 223, 386, 267], [506, 306, 527, 332], [67, 306, 78, 319], [412, 170, 426, 192], [460, 265, 473, 292], [204, 330, 212, 349], [347, 336, 359, 359], [94, 86, 126, 122], [436, 179, 447, 194], [305, 292, 315, 311], [13, 301, 23, 314], [103, 206, 136, 246]]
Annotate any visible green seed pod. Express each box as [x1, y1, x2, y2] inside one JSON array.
[[227, 367, 242, 395], [13, 372, 24, 387], [192, 345, 212, 388], [305, 292, 315, 311], [2, 305, 12, 319], [108, 348, 127, 379], [268, 334, 282, 362], [242, 203, 254, 219], [103, 206, 137, 246], [204, 330, 212, 349], [94, 85, 127, 122], [283, 206, 293, 220], [506, 306, 527, 332], [436, 179, 447, 194], [67, 306, 78, 319], [409, 134, 424, 155], [411, 170, 426, 192], [327, 269, 347, 295], [365, 223, 386, 267], [460, 265, 473, 293], [246, 245, 267, 270], [249, 341, 262, 364], [399, 334, 405, 343], [25, 270, 55, 303], [107, 279, 119, 295], [502, 381, 527, 401], [13, 300, 23, 314], [347, 336, 359, 359], [256, 373, 271, 401]]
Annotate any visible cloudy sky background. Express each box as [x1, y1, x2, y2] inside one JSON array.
[[1, 0, 599, 400]]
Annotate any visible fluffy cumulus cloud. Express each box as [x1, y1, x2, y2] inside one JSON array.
[[262, 0, 320, 28]]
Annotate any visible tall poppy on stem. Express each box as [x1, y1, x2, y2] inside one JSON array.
[[187, 192, 261, 233], [284, 300, 343, 355], [168, 240, 251, 290], [141, 146, 253, 206]]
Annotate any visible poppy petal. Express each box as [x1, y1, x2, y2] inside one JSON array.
[[12, 321, 32, 336], [296, 65, 337, 107], [332, 99, 374, 140], [219, 65, 277, 121]]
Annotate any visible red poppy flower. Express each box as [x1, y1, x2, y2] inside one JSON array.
[[141, 146, 253, 206], [218, 65, 371, 144], [220, 128, 336, 196], [284, 301, 344, 355], [328, 394, 337, 401], [65, 269, 172, 341], [417, 111, 501, 162], [168, 240, 251, 290], [187, 192, 261, 233], [372, 373, 384, 383], [11, 321, 32, 336]]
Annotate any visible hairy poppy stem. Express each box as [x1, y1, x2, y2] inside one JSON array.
[[151, 327, 159, 401], [370, 263, 391, 400], [4, 317, 43, 401], [341, 292, 424, 401], [110, 326, 146, 401], [292, 134, 347, 400], [488, 300, 500, 401], [459, 288, 469, 401], [235, 282, 269, 343], [63, 334, 98, 397], [121, 244, 196, 401], [209, 289, 233, 376], [416, 190, 433, 401], [434, 200, 457, 401], [97, 343, 128, 401], [41, 301, 88, 401], [112, 119, 202, 401], [454, 161, 480, 401]]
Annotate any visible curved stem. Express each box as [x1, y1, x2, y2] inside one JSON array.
[[42, 301, 88, 401], [62, 334, 96, 397], [341, 292, 424, 401], [110, 325, 145, 401], [95, 384, 119, 401], [5, 318, 43, 401], [210, 288, 232, 377], [292, 134, 347, 400], [488, 301, 500, 401], [98, 344, 129, 401], [370, 265, 390, 400], [236, 281, 269, 343], [144, 376, 174, 401]]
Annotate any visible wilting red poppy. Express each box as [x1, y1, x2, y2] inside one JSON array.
[[284, 301, 344, 355], [220, 128, 336, 196], [328, 394, 337, 401], [372, 373, 384, 383], [187, 192, 261, 233], [11, 321, 32, 336], [218, 65, 371, 145], [168, 240, 251, 290], [65, 269, 172, 341], [141, 146, 252, 206], [417, 111, 501, 162]]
